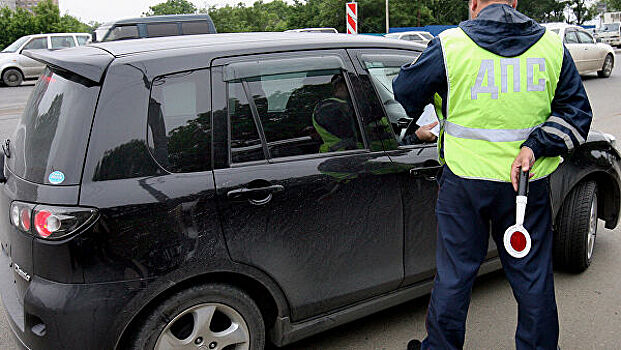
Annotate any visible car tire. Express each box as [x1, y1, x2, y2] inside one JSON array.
[[597, 54, 614, 78], [553, 180, 598, 273], [128, 283, 265, 350], [1, 68, 23, 87]]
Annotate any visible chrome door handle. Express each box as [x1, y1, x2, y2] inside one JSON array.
[[227, 185, 284, 205]]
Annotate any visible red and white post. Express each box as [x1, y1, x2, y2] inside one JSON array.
[[346, 2, 358, 34]]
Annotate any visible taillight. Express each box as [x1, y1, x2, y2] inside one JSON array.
[[9, 202, 98, 240]]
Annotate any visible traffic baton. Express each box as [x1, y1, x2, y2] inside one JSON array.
[[503, 169, 532, 258]]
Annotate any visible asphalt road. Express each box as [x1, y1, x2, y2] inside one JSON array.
[[0, 55, 620, 349]]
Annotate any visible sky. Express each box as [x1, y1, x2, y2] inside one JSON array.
[[58, 0, 259, 23]]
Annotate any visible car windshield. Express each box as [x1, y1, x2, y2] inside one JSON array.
[[1, 36, 29, 53], [601, 23, 620, 32]]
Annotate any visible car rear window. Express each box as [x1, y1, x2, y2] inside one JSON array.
[[6, 68, 100, 185]]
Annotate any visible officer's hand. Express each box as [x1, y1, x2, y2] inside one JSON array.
[[415, 122, 439, 143], [511, 147, 535, 192]]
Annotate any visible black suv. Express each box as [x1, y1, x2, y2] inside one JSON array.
[[0, 33, 619, 350]]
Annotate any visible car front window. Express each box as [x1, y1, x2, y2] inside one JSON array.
[[23, 37, 48, 50], [576, 31, 594, 44], [1, 36, 29, 53], [361, 53, 439, 145]]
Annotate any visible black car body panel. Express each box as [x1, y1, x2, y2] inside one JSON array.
[[0, 33, 619, 350], [23, 46, 114, 83]]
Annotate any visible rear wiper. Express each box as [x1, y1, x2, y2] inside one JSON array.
[[2, 139, 10, 158]]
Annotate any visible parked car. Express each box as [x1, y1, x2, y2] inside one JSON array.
[[385, 31, 434, 45], [92, 14, 217, 42], [0, 32, 619, 350], [543, 23, 615, 78], [285, 28, 339, 33], [599, 22, 621, 47], [0, 33, 91, 87]]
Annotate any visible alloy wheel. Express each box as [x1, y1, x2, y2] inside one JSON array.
[[155, 303, 250, 350], [604, 57, 613, 74], [587, 193, 598, 261]]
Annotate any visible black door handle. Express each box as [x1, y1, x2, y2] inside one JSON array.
[[227, 185, 284, 205]]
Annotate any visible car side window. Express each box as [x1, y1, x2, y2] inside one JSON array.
[[147, 23, 179, 37], [360, 54, 439, 146], [23, 38, 47, 50], [576, 31, 594, 44], [76, 36, 90, 46], [564, 31, 579, 44], [228, 81, 266, 164], [107, 25, 139, 41], [181, 21, 210, 35], [147, 70, 212, 173], [50, 36, 76, 49], [226, 57, 365, 159]]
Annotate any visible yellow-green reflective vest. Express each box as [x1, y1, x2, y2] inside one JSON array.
[[312, 98, 363, 153], [436, 28, 564, 182]]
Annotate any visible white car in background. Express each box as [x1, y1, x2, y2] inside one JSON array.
[[0, 33, 91, 87], [543, 23, 615, 78], [385, 31, 434, 45]]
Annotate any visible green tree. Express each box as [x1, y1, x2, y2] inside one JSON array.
[[0, 0, 90, 50], [564, 0, 597, 24], [605, 0, 621, 11], [518, 0, 566, 22], [145, 0, 197, 16]]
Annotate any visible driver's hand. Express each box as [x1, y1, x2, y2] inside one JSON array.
[[415, 122, 438, 143]]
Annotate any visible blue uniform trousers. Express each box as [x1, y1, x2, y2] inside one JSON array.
[[421, 167, 559, 350]]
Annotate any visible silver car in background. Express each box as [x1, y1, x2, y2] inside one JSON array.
[[385, 31, 434, 46], [543, 23, 615, 78], [0, 33, 91, 87]]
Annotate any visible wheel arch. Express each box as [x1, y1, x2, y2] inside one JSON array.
[[1, 66, 24, 81], [552, 169, 620, 230], [115, 269, 290, 349]]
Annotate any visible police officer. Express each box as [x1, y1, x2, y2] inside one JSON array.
[[393, 1, 592, 349], [312, 75, 361, 152]]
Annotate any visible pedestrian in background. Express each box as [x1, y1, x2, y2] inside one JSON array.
[[393, 0, 592, 349]]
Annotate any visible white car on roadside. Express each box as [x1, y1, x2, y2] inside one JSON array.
[[0, 33, 91, 87], [543, 23, 615, 78], [385, 31, 434, 45]]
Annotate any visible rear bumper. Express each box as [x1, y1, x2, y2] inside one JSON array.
[[0, 251, 148, 350]]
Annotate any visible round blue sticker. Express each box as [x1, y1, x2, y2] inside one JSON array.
[[48, 171, 65, 185]]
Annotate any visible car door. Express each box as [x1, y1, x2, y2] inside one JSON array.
[[575, 30, 602, 71], [17, 37, 47, 78], [211, 50, 404, 322], [350, 48, 499, 285], [564, 29, 586, 73]]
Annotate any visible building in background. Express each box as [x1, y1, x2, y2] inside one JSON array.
[[0, 0, 17, 10], [14, 0, 58, 11]]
